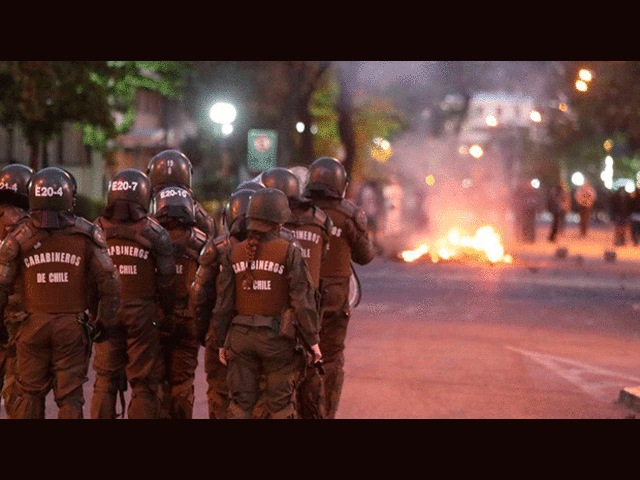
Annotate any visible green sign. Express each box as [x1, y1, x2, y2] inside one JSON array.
[[247, 129, 277, 172]]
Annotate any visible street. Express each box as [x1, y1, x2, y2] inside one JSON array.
[[3, 222, 640, 419]]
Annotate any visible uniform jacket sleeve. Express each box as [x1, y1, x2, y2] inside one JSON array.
[[212, 250, 236, 347], [191, 240, 220, 341], [286, 244, 320, 347], [346, 205, 376, 266], [86, 239, 121, 329]]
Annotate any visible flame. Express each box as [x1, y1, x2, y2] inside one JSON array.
[[400, 225, 513, 264]]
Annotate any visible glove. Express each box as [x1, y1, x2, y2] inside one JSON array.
[[91, 321, 112, 344]]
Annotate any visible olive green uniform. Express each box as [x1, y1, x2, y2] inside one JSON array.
[[158, 222, 206, 419], [303, 195, 375, 418], [191, 233, 238, 419], [91, 214, 175, 419], [0, 204, 28, 418], [284, 198, 332, 418], [213, 232, 319, 419], [0, 214, 121, 419]]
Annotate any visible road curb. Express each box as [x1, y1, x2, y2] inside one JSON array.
[[618, 386, 640, 412]]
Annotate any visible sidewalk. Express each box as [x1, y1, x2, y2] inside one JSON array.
[[507, 220, 640, 271]]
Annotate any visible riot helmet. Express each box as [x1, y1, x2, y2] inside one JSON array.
[[152, 186, 196, 226], [246, 188, 291, 232], [146, 149, 193, 192], [260, 167, 300, 198], [0, 163, 34, 210], [305, 156, 348, 197], [236, 180, 265, 193], [28, 167, 76, 212], [224, 188, 253, 235], [107, 169, 152, 212]]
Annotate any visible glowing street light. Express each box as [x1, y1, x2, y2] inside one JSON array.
[[209, 102, 237, 125], [486, 115, 498, 127], [469, 145, 484, 159], [575, 80, 588, 92], [579, 69, 593, 82], [531, 178, 540, 189], [529, 110, 542, 123], [571, 171, 585, 186]]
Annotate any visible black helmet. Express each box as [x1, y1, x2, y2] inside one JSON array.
[[236, 180, 265, 193], [306, 156, 348, 197], [152, 186, 196, 225], [146, 149, 193, 192], [246, 188, 291, 232], [107, 169, 152, 212], [28, 167, 76, 212], [224, 188, 253, 235], [0, 163, 34, 210], [260, 167, 300, 198]]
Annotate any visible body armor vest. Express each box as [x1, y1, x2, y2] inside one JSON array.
[[20, 231, 89, 313], [286, 206, 328, 288], [316, 202, 352, 278], [98, 218, 158, 300], [230, 237, 290, 317], [168, 226, 207, 303]]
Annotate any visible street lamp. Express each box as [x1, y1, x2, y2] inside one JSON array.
[[209, 101, 237, 177]]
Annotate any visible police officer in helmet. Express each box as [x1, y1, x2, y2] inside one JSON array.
[[302, 157, 375, 419], [152, 185, 207, 419], [191, 187, 255, 419], [91, 168, 175, 419], [213, 188, 321, 419], [0, 163, 33, 418], [146, 149, 218, 238], [261, 167, 332, 418], [0, 167, 121, 419]]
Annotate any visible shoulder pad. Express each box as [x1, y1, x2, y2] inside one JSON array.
[[338, 199, 367, 231], [189, 227, 208, 252], [0, 205, 28, 230], [280, 227, 303, 251], [140, 218, 173, 255], [73, 217, 108, 248], [213, 233, 233, 252], [312, 206, 331, 232], [147, 216, 165, 234]]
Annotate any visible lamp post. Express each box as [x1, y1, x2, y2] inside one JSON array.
[[209, 102, 237, 177]]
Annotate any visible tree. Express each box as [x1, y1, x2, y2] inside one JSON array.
[[0, 61, 188, 169]]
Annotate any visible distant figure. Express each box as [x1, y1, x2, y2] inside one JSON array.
[[574, 180, 597, 237], [356, 180, 383, 248], [514, 179, 541, 243], [629, 186, 640, 246], [547, 180, 571, 243], [610, 187, 631, 246]]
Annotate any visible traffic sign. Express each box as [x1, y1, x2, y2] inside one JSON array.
[[248, 129, 277, 172]]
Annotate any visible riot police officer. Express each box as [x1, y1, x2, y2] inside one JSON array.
[[152, 186, 207, 419], [191, 188, 254, 419], [213, 188, 321, 419], [0, 163, 33, 418], [91, 168, 175, 419], [146, 149, 219, 238], [260, 167, 332, 418], [0, 167, 121, 419], [302, 157, 376, 419]]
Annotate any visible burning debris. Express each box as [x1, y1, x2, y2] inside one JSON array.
[[398, 225, 513, 265]]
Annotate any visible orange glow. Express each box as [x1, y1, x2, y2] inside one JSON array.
[[400, 225, 513, 264]]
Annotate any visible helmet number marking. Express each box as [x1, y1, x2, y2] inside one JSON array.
[[167, 159, 174, 175], [111, 181, 139, 191], [35, 186, 64, 197], [0, 182, 18, 192], [160, 188, 188, 199]]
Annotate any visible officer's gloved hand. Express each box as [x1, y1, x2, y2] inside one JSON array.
[[91, 321, 111, 343]]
